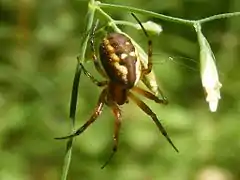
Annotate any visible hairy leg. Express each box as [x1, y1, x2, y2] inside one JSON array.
[[55, 89, 107, 140], [101, 104, 122, 169], [128, 91, 178, 152]]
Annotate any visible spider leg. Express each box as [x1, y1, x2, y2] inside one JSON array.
[[156, 87, 168, 104], [90, 20, 108, 78], [101, 104, 122, 169], [128, 92, 179, 152], [55, 89, 107, 140], [131, 13, 152, 75], [69, 19, 106, 125], [143, 36, 153, 75], [132, 86, 168, 105], [70, 60, 106, 121], [79, 62, 108, 87]]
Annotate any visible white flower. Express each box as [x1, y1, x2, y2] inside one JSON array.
[[196, 24, 222, 112], [200, 46, 222, 112]]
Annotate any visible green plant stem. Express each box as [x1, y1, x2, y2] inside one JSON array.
[[79, 0, 97, 63], [96, 6, 122, 32], [114, 20, 138, 29], [199, 12, 240, 24], [98, 2, 195, 25], [60, 139, 73, 180], [60, 1, 96, 180], [98, 2, 240, 25]]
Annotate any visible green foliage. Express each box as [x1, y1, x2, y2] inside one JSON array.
[[0, 0, 239, 180]]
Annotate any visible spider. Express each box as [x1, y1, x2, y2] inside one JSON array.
[[56, 13, 178, 168]]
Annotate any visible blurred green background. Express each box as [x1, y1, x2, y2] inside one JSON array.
[[0, 0, 240, 180]]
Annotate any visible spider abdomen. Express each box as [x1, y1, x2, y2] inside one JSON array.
[[99, 33, 141, 89]]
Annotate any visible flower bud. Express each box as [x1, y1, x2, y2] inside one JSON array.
[[195, 24, 222, 112], [135, 21, 162, 35]]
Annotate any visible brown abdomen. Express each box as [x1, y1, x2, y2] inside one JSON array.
[[99, 33, 141, 89]]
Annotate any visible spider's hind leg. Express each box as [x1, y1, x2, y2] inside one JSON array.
[[55, 88, 107, 140], [128, 91, 178, 152], [132, 86, 168, 105], [79, 62, 108, 87]]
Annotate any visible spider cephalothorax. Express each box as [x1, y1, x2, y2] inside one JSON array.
[[56, 14, 178, 168]]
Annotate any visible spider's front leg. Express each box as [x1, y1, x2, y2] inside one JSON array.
[[55, 89, 107, 140], [90, 20, 108, 78], [69, 61, 107, 124], [131, 13, 153, 75], [132, 86, 168, 105], [79, 62, 108, 87]]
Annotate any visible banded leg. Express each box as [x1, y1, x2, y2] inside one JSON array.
[[101, 104, 122, 169], [79, 62, 108, 87], [128, 92, 179, 152], [90, 20, 108, 78], [55, 89, 107, 140], [131, 13, 152, 75], [132, 86, 168, 104], [143, 37, 153, 75]]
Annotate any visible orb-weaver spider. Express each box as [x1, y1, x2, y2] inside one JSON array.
[[56, 13, 178, 168]]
